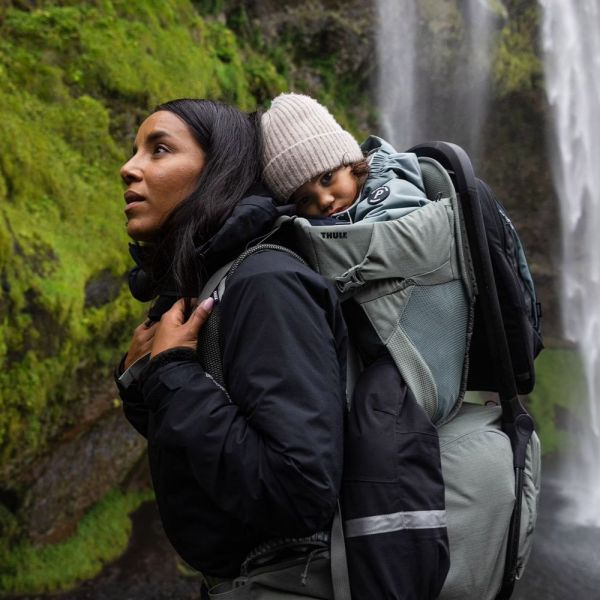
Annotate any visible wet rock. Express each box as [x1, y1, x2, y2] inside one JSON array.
[[18, 404, 145, 544], [5, 501, 201, 600], [84, 270, 125, 309], [228, 0, 376, 87]]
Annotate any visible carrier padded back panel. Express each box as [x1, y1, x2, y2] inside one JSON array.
[[438, 403, 540, 600]]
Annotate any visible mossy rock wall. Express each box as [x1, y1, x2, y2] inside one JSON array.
[[0, 0, 280, 484]]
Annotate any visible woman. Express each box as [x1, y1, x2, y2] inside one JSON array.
[[115, 99, 347, 597]]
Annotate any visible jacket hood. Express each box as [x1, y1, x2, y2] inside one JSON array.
[[360, 135, 425, 197], [128, 190, 289, 309], [361, 135, 397, 157], [195, 192, 287, 272]]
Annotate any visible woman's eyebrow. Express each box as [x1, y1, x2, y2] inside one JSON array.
[[131, 130, 173, 154]]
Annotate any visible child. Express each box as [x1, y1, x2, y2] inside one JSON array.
[[261, 93, 450, 599], [261, 92, 429, 224]]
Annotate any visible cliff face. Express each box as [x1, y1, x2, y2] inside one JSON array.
[[0, 1, 287, 592], [0, 0, 561, 593]]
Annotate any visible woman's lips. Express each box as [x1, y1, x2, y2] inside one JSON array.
[[124, 190, 145, 213]]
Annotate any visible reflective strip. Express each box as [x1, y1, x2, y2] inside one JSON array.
[[344, 510, 447, 538]]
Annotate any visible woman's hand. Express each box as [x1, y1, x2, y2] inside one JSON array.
[[150, 297, 214, 358], [124, 319, 158, 370]]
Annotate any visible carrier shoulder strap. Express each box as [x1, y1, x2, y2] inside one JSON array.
[[197, 243, 305, 388]]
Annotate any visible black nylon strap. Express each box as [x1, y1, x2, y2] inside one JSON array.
[[330, 502, 352, 600], [196, 245, 305, 385]]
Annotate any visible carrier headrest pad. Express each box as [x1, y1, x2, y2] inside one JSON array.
[[418, 157, 455, 202]]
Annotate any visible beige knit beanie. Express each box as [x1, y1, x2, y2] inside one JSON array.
[[261, 93, 364, 200]]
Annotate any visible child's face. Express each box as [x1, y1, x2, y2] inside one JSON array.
[[291, 166, 359, 218]]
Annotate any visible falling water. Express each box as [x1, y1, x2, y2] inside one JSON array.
[[453, 0, 495, 157], [376, 0, 418, 148], [376, 0, 497, 156], [539, 0, 600, 525]]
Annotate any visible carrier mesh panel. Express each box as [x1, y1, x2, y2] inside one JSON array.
[[198, 306, 225, 387], [400, 280, 469, 420], [419, 158, 454, 201], [386, 322, 438, 419]]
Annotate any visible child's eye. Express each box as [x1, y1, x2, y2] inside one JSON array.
[[320, 172, 333, 186]]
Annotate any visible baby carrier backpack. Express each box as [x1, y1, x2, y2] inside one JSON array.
[[409, 142, 542, 600], [196, 142, 541, 600]]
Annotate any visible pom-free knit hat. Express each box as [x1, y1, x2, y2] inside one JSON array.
[[261, 93, 364, 200]]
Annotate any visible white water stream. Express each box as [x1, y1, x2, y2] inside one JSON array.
[[539, 0, 600, 526], [451, 0, 495, 157], [376, 0, 418, 148], [376, 0, 495, 155]]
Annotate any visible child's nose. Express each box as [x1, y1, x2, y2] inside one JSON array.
[[317, 193, 334, 212]]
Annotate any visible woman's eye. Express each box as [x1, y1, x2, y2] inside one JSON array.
[[320, 172, 333, 185], [153, 144, 168, 155]]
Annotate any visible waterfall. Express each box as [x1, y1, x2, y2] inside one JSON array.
[[539, 0, 600, 526], [375, 0, 496, 156], [455, 0, 495, 157], [376, 0, 418, 149]]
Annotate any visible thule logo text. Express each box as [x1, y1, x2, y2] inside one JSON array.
[[320, 232, 348, 239]]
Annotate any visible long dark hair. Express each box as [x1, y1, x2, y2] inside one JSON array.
[[148, 99, 261, 298]]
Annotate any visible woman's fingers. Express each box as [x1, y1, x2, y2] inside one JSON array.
[[136, 319, 157, 337], [150, 297, 214, 357], [187, 297, 214, 333], [163, 298, 187, 325], [124, 319, 158, 369]]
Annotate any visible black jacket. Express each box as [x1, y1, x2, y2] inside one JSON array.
[[118, 195, 347, 577]]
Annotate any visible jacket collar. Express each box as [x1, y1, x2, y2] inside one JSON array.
[[128, 190, 287, 305], [195, 192, 286, 273]]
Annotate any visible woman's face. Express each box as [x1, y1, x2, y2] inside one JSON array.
[[120, 111, 206, 242]]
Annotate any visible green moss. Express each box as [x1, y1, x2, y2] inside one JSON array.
[[0, 0, 295, 481], [192, 0, 225, 16], [0, 488, 153, 594], [0, 78, 139, 471], [492, 4, 542, 97], [527, 348, 587, 455]]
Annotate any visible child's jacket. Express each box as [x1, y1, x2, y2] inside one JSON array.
[[352, 135, 429, 223]]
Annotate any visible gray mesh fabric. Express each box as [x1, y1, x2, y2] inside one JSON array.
[[419, 157, 455, 201], [357, 282, 439, 419], [399, 281, 469, 421], [386, 319, 439, 418], [198, 306, 225, 387]]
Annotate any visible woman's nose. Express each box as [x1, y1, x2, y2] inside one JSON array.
[[120, 156, 142, 185]]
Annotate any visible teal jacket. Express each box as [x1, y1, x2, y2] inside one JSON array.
[[348, 136, 428, 223]]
